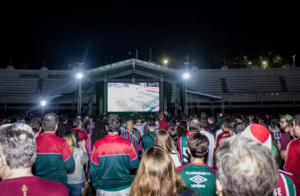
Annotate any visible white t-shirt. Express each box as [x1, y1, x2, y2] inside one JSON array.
[[170, 151, 181, 168], [215, 129, 223, 147], [134, 122, 147, 136], [67, 147, 86, 184], [199, 130, 215, 168]]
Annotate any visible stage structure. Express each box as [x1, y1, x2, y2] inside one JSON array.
[[1, 58, 300, 115]]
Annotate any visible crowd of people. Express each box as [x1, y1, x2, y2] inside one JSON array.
[[0, 111, 299, 196]]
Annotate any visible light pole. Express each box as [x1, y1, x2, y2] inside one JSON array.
[[76, 72, 83, 116], [41, 100, 46, 117], [183, 73, 190, 114]]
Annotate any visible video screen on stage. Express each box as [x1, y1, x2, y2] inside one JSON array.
[[108, 82, 160, 112]]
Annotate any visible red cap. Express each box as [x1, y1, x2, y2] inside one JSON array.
[[159, 113, 164, 118]]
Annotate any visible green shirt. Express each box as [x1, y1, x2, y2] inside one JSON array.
[[142, 132, 156, 151], [177, 163, 216, 196]]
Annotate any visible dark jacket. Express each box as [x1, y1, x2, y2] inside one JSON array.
[[56, 123, 72, 138], [206, 123, 219, 135]]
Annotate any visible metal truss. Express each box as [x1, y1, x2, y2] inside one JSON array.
[[86, 59, 132, 74]]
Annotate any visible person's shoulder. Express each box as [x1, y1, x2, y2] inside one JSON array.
[[38, 178, 68, 196], [177, 163, 191, 173], [289, 138, 300, 147]]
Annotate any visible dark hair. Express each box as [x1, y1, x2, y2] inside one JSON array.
[[294, 114, 300, 127], [188, 118, 201, 132], [148, 120, 156, 128], [107, 114, 120, 133], [243, 118, 250, 126], [72, 119, 80, 128], [92, 117, 107, 149], [84, 121, 90, 130], [168, 126, 178, 142], [62, 116, 68, 123], [269, 119, 277, 130], [42, 113, 58, 132], [222, 118, 231, 129], [177, 121, 187, 137], [188, 133, 208, 158], [208, 116, 215, 122], [29, 117, 42, 134], [199, 118, 207, 129], [233, 122, 245, 134]]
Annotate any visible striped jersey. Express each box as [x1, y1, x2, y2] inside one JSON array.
[[178, 132, 196, 165], [270, 130, 282, 143], [274, 170, 297, 196], [33, 133, 75, 187], [120, 129, 141, 154]]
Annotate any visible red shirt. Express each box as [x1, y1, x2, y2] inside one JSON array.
[[73, 128, 88, 141], [284, 138, 300, 195], [280, 132, 292, 151], [216, 130, 230, 149], [158, 120, 169, 131], [0, 176, 68, 196]]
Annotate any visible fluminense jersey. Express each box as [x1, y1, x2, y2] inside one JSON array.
[[216, 131, 230, 150], [33, 133, 75, 187], [178, 132, 196, 165], [214, 129, 223, 146], [91, 134, 139, 191], [177, 163, 216, 196], [134, 122, 147, 136], [270, 130, 282, 144], [199, 130, 215, 168], [120, 129, 141, 154], [274, 170, 297, 196]]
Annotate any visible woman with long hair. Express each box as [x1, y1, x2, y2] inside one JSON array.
[[168, 126, 179, 151], [130, 146, 195, 196], [177, 121, 187, 138], [155, 129, 181, 167], [91, 116, 107, 149], [64, 131, 87, 196]]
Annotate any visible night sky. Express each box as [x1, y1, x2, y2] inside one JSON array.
[[2, 0, 299, 70]]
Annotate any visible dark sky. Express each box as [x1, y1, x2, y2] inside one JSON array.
[[2, 0, 299, 70]]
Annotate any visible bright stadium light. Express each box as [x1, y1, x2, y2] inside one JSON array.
[[183, 73, 190, 79], [263, 61, 266, 65], [76, 73, 83, 79], [41, 100, 46, 106], [163, 59, 168, 64], [249, 61, 252, 65]]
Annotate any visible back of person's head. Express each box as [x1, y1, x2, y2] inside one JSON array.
[[269, 119, 276, 130], [62, 115, 68, 123], [25, 117, 31, 124], [107, 114, 120, 133], [177, 121, 187, 137], [148, 120, 156, 131], [126, 119, 134, 130], [216, 136, 278, 196], [199, 118, 207, 129], [155, 129, 172, 153], [42, 113, 58, 132], [168, 126, 178, 141], [72, 119, 80, 128], [188, 118, 201, 132], [0, 123, 36, 171], [130, 145, 187, 196], [63, 131, 78, 153], [233, 122, 245, 135], [84, 121, 90, 130], [222, 118, 231, 130], [208, 115, 215, 123], [200, 112, 206, 119], [29, 117, 42, 134], [187, 133, 208, 159]]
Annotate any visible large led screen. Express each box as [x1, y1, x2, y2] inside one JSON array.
[[107, 82, 160, 112]]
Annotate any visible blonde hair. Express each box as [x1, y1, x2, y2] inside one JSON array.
[[63, 131, 78, 154], [155, 129, 173, 153], [130, 146, 187, 196]]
